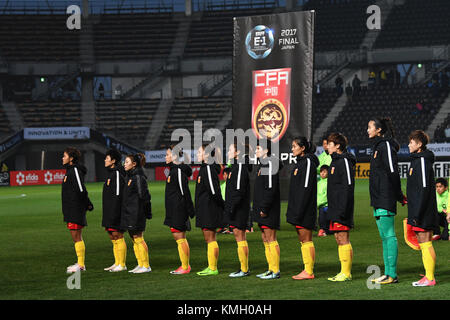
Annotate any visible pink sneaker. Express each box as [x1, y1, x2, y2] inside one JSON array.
[[412, 276, 436, 287], [318, 229, 327, 237], [292, 270, 315, 280], [170, 265, 191, 275]]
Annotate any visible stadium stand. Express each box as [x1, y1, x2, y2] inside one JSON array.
[[327, 84, 450, 145], [312, 87, 340, 132], [302, 0, 373, 52], [373, 0, 450, 49], [184, 7, 276, 58], [16, 101, 82, 127], [93, 13, 179, 61], [156, 96, 232, 148], [95, 98, 160, 145], [0, 104, 13, 139], [0, 14, 79, 62]]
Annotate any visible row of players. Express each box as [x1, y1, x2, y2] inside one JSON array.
[[61, 118, 446, 286]]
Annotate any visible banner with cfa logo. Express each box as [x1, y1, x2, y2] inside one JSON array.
[[10, 170, 66, 186], [233, 11, 315, 151]]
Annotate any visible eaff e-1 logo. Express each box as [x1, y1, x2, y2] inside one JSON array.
[[252, 68, 291, 142]]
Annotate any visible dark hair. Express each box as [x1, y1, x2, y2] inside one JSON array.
[[320, 164, 329, 172], [257, 138, 272, 155], [106, 148, 122, 165], [370, 117, 395, 138], [64, 147, 81, 164], [327, 132, 348, 152], [436, 178, 448, 188], [292, 136, 316, 154], [408, 130, 429, 150], [169, 144, 184, 159], [126, 153, 146, 168]]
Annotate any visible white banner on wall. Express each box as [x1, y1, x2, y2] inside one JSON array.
[[398, 161, 450, 179], [24, 127, 90, 140]]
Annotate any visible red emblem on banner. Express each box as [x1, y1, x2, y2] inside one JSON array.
[[252, 68, 291, 142]]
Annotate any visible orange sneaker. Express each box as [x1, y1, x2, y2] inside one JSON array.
[[292, 270, 315, 280], [170, 265, 191, 275]]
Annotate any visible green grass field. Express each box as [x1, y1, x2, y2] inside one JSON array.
[[0, 179, 449, 300]]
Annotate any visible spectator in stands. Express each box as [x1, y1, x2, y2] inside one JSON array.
[[414, 100, 424, 115], [335, 75, 343, 97], [345, 83, 353, 102], [380, 70, 387, 87], [352, 74, 361, 96], [368, 71, 376, 89], [99, 83, 105, 99]]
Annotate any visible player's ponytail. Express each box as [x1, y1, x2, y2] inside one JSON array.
[[371, 117, 395, 138], [293, 136, 315, 154]]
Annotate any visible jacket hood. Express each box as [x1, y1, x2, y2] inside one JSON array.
[[331, 151, 357, 165], [410, 149, 435, 163], [65, 163, 87, 175], [201, 162, 222, 174], [297, 153, 320, 167], [108, 164, 126, 175], [178, 163, 193, 177], [258, 155, 284, 171], [371, 136, 400, 152], [127, 166, 146, 178]]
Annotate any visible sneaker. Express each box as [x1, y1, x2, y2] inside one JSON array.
[[229, 270, 250, 278], [371, 274, 388, 283], [110, 265, 127, 272], [412, 276, 436, 287], [67, 263, 78, 270], [260, 271, 280, 280], [292, 270, 315, 280], [318, 229, 327, 237], [66, 263, 86, 274], [104, 264, 117, 271], [128, 265, 142, 273], [432, 235, 441, 241], [256, 270, 271, 278], [196, 267, 218, 276], [327, 272, 352, 282], [133, 266, 152, 274], [378, 276, 398, 284], [170, 266, 192, 275]]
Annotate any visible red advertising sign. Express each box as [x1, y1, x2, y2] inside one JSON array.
[[10, 170, 66, 186], [252, 68, 291, 142], [155, 166, 225, 181]]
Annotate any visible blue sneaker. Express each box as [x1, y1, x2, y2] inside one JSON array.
[[229, 270, 250, 278], [260, 271, 280, 280]]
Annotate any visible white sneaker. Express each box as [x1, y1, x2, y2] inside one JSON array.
[[110, 265, 127, 272], [104, 264, 117, 271], [128, 265, 142, 273], [133, 267, 152, 274], [67, 263, 78, 270], [66, 263, 86, 274]]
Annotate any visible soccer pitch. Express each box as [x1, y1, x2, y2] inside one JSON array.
[[1, 179, 449, 300]]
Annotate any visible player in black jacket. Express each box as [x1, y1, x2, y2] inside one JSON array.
[[62, 147, 93, 274], [195, 145, 224, 276], [102, 149, 127, 272], [407, 130, 438, 287], [121, 153, 152, 274], [286, 137, 319, 281], [326, 133, 356, 282], [253, 139, 282, 280], [164, 145, 195, 275], [225, 142, 251, 278], [367, 118, 407, 285]]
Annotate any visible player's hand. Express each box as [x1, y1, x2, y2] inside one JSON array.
[[260, 211, 267, 218]]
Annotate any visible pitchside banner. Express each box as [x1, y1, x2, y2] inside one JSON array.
[[354, 162, 450, 179], [10, 170, 66, 186], [233, 11, 315, 153]]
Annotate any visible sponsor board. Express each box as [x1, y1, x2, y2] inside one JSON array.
[[10, 170, 66, 186]]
